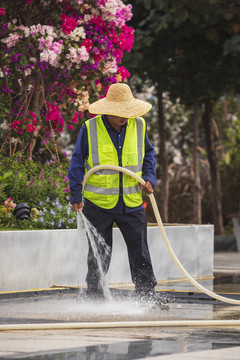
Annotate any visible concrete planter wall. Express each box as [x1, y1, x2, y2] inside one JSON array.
[[0, 225, 214, 292]]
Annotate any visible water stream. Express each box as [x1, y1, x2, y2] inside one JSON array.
[[77, 212, 112, 301]]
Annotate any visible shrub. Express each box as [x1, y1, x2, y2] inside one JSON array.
[[0, 152, 77, 230]]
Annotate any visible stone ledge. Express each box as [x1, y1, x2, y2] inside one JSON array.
[[0, 225, 214, 291]]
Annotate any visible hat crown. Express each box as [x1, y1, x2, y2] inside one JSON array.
[[106, 83, 134, 102]]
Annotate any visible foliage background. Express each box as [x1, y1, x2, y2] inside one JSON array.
[[1, 0, 240, 234]]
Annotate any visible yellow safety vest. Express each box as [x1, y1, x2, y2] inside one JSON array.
[[83, 115, 146, 209]]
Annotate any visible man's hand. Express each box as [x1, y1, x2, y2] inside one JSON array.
[[72, 202, 84, 212], [140, 181, 153, 194]]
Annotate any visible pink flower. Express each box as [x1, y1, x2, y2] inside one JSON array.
[[117, 66, 130, 81], [46, 103, 64, 133], [28, 111, 37, 124], [90, 15, 106, 29], [104, 85, 110, 96], [118, 25, 134, 52], [61, 14, 77, 35], [0, 0, 133, 143], [4, 198, 16, 213], [67, 124, 74, 131], [71, 112, 79, 123], [78, 46, 89, 61], [26, 123, 32, 132], [63, 188, 70, 193], [81, 39, 93, 52]]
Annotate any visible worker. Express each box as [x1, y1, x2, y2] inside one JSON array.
[[68, 83, 159, 302]]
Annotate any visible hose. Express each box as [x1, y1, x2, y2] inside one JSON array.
[[1, 320, 240, 331], [82, 165, 240, 306]]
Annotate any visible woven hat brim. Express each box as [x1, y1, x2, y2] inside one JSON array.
[[88, 98, 152, 118]]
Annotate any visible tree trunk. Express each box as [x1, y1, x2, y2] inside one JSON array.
[[202, 101, 224, 234], [30, 73, 45, 155], [192, 101, 202, 224], [157, 90, 169, 223]]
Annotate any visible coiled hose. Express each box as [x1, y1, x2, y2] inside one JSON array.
[[82, 164, 240, 306]]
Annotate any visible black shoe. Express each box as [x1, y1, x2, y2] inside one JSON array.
[[136, 288, 169, 308]]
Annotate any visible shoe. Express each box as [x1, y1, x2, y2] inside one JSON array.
[[136, 288, 170, 309]]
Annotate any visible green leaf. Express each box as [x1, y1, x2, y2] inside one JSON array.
[[224, 12, 234, 21], [231, 34, 240, 45], [224, 151, 231, 165], [189, 12, 200, 24], [175, 8, 189, 23], [144, 0, 152, 10], [205, 29, 219, 43]]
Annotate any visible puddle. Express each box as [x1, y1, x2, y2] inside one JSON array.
[[213, 275, 240, 293], [4, 336, 240, 359]]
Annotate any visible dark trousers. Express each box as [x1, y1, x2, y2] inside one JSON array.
[[83, 202, 157, 292]]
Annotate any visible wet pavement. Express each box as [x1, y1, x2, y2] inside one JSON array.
[[0, 252, 240, 359]]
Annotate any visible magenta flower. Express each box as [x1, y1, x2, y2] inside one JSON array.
[[117, 66, 130, 81], [1, 0, 134, 146], [61, 14, 77, 35], [67, 124, 74, 131], [4, 198, 16, 213], [71, 112, 79, 124], [63, 188, 70, 193]]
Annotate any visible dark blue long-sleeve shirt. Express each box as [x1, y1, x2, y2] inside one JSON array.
[[68, 115, 156, 213]]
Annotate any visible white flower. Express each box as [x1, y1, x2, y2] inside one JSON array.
[[48, 50, 58, 66], [0, 122, 10, 131], [11, 137, 21, 144], [77, 46, 89, 62], [45, 35, 54, 47], [2, 33, 21, 48], [69, 26, 86, 41], [103, 59, 117, 74], [23, 27, 30, 37], [24, 68, 31, 77], [50, 42, 62, 54], [40, 50, 49, 62]]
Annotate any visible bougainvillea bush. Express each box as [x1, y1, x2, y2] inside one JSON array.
[[0, 0, 134, 157], [0, 152, 77, 229]]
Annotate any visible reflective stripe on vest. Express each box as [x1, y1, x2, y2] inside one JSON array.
[[83, 115, 145, 208]]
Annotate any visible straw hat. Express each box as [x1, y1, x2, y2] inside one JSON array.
[[88, 83, 152, 118]]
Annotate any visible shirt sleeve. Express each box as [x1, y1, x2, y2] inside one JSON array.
[[68, 124, 88, 204], [142, 131, 157, 189]]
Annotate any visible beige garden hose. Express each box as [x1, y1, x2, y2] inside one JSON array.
[[82, 165, 240, 306], [1, 320, 240, 331], [1, 165, 240, 332]]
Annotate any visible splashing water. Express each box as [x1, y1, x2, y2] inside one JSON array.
[[77, 212, 112, 301]]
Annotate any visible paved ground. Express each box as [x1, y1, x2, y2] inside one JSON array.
[[0, 252, 240, 359]]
